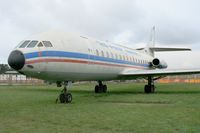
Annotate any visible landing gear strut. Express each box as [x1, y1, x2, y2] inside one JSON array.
[[144, 76, 155, 93], [95, 81, 107, 93], [56, 81, 72, 103]]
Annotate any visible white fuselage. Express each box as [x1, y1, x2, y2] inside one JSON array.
[[13, 31, 153, 82]]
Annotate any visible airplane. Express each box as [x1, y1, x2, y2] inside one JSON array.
[[8, 27, 200, 103]]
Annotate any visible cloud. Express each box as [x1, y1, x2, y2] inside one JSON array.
[[0, 0, 200, 68]]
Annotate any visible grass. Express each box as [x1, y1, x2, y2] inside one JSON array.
[[0, 82, 200, 133]]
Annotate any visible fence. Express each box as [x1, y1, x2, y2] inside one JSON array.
[[0, 73, 44, 85], [1, 72, 200, 85]]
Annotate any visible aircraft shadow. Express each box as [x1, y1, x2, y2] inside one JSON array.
[[17, 87, 200, 95], [155, 90, 200, 95], [72, 89, 200, 95]]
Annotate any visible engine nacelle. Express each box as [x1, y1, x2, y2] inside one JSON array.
[[151, 58, 168, 69]]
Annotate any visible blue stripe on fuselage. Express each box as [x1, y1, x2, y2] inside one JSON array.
[[24, 51, 150, 68]]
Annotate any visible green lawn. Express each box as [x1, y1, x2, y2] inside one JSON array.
[[0, 83, 200, 133]]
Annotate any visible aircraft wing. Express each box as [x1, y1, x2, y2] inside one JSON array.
[[119, 69, 200, 79]]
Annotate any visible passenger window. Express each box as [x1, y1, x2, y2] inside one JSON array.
[[37, 42, 44, 47], [106, 52, 109, 58], [96, 50, 99, 56], [27, 41, 38, 48], [101, 51, 104, 57], [111, 52, 114, 58], [43, 41, 53, 47], [119, 55, 122, 60], [19, 40, 31, 48], [115, 54, 118, 59]]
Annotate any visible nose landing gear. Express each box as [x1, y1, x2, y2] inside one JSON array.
[[56, 81, 72, 103]]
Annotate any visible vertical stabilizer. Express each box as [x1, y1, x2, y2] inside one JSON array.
[[137, 27, 191, 56], [145, 26, 156, 57]]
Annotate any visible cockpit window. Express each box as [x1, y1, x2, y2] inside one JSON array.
[[19, 40, 31, 48], [27, 40, 38, 48], [42, 41, 53, 47], [15, 40, 24, 48], [37, 42, 44, 47]]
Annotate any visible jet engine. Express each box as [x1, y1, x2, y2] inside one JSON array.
[[151, 58, 168, 69]]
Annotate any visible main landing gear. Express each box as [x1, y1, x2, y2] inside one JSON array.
[[95, 81, 107, 93], [144, 76, 155, 93], [56, 81, 72, 103]]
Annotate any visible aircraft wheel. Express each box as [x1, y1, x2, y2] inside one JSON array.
[[95, 85, 99, 93], [59, 93, 66, 103], [95, 84, 107, 93], [66, 93, 72, 103], [144, 85, 151, 93], [99, 86, 103, 93], [103, 85, 107, 93], [59, 93, 72, 103], [144, 85, 155, 93]]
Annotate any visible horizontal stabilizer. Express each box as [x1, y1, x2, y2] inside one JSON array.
[[137, 47, 191, 52], [149, 47, 191, 52]]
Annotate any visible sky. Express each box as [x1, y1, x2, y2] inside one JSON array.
[[0, 0, 200, 69]]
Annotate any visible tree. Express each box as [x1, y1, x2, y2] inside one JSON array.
[[0, 64, 10, 74]]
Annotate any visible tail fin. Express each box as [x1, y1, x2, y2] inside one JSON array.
[[144, 26, 156, 57], [136, 26, 191, 57]]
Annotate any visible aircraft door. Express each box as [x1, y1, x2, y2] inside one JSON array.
[[86, 40, 93, 65], [37, 42, 47, 72]]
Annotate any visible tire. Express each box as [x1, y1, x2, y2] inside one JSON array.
[[103, 85, 107, 93], [95, 85, 99, 93], [66, 93, 72, 103], [144, 85, 151, 93], [59, 93, 66, 103]]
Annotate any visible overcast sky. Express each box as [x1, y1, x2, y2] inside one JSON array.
[[1, 0, 200, 68]]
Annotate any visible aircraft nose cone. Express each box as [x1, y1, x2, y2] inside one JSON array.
[[8, 50, 25, 70]]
